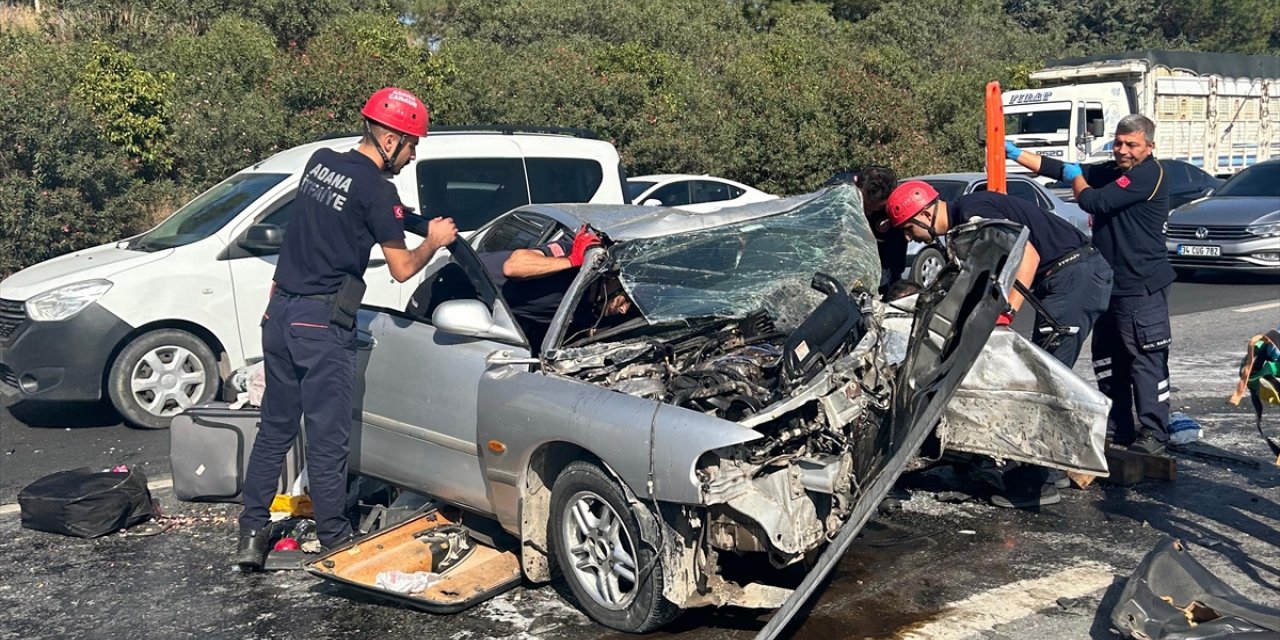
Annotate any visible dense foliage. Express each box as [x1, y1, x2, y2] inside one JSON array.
[[1, 0, 1275, 277]]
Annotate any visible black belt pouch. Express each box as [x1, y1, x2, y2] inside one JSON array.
[[329, 275, 366, 330]]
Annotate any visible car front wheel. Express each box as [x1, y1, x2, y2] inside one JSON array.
[[107, 329, 219, 429], [912, 244, 946, 287], [550, 460, 679, 633]]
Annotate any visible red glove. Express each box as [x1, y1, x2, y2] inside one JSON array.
[[569, 225, 601, 267], [996, 311, 1015, 327]]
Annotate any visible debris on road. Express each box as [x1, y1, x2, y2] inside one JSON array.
[[1111, 536, 1280, 639]]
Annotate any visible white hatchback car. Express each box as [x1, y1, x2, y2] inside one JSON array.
[[0, 128, 626, 428], [627, 174, 777, 213]]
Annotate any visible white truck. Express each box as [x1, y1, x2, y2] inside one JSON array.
[[1003, 50, 1280, 177]]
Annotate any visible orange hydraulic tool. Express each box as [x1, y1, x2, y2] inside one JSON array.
[[985, 81, 1007, 194]]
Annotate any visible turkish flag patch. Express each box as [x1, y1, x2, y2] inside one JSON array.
[[393, 205, 405, 219], [547, 243, 566, 258], [1116, 175, 1131, 189]]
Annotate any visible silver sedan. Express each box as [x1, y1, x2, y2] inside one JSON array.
[[345, 187, 1105, 632]]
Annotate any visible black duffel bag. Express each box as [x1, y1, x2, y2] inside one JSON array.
[[19, 467, 157, 538]]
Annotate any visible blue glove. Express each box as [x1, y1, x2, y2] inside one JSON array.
[[1004, 140, 1021, 161], [1062, 163, 1083, 181]]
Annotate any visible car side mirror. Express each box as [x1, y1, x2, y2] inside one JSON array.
[[240, 223, 283, 252], [432, 299, 522, 343], [641, 198, 662, 207]]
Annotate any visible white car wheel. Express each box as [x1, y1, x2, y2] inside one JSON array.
[[108, 329, 219, 429], [912, 245, 946, 287]]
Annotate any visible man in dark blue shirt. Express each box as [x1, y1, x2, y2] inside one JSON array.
[[478, 226, 633, 351], [885, 181, 1113, 508], [885, 183, 1113, 366], [1008, 114, 1173, 456], [236, 88, 457, 571]]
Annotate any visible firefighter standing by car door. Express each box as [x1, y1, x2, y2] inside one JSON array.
[[1008, 114, 1174, 456], [884, 181, 1113, 507], [235, 88, 458, 571]]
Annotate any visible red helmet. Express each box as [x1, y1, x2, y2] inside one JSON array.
[[361, 87, 429, 137], [885, 181, 940, 228]]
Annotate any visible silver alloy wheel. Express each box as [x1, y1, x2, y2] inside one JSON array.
[[127, 344, 207, 417], [917, 249, 945, 287], [561, 490, 640, 611]]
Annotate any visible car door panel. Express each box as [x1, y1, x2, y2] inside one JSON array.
[[349, 240, 530, 515]]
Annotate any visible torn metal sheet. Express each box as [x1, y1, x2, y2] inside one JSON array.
[[1111, 536, 1280, 639], [941, 328, 1111, 475]]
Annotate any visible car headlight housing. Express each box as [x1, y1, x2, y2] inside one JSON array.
[[25, 279, 113, 322], [1246, 221, 1280, 238]]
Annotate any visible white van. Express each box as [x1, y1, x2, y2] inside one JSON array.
[[0, 128, 626, 428]]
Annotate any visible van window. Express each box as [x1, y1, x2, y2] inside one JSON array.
[[527, 158, 603, 203], [133, 173, 288, 251], [417, 158, 530, 232]]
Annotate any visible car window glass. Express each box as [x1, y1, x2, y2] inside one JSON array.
[[527, 158, 603, 204], [1005, 180, 1040, 205], [1215, 162, 1280, 197], [729, 185, 745, 198], [922, 180, 969, 203], [626, 180, 656, 201], [648, 182, 692, 206], [692, 180, 734, 203], [1164, 161, 1192, 186], [257, 196, 297, 233], [474, 212, 554, 253], [135, 173, 288, 251], [417, 158, 529, 232]]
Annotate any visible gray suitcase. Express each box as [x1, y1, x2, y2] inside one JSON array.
[[170, 402, 303, 503]]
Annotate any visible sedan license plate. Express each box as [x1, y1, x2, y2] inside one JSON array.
[[1178, 245, 1221, 257]]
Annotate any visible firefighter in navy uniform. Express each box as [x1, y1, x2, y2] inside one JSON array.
[[1009, 114, 1174, 455], [884, 181, 1114, 507], [235, 88, 458, 571]]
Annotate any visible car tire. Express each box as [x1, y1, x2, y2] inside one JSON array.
[[550, 460, 679, 633], [911, 245, 946, 287], [107, 329, 220, 429], [1174, 267, 1197, 281]]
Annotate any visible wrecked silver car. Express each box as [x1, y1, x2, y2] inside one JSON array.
[[344, 186, 1098, 632]]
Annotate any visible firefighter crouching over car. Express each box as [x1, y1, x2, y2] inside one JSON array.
[[1007, 114, 1174, 456], [884, 181, 1113, 507], [235, 88, 458, 571]]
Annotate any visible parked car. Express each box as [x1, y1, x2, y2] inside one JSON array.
[[1166, 157, 1280, 276], [626, 174, 777, 213], [345, 186, 1104, 632], [903, 173, 1089, 286], [1044, 158, 1222, 209], [0, 128, 626, 428]]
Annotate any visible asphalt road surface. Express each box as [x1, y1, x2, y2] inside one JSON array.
[[1, 275, 1277, 640]]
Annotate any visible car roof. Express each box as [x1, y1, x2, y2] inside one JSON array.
[[246, 131, 620, 174], [628, 174, 713, 182], [512, 190, 831, 242], [910, 173, 1036, 183]]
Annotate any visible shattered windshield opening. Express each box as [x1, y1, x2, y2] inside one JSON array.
[[610, 186, 880, 330]]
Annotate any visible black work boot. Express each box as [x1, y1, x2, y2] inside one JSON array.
[[1128, 429, 1167, 456], [235, 529, 271, 572]]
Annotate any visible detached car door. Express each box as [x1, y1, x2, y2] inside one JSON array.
[[348, 239, 532, 514]]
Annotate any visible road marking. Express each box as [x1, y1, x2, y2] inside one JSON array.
[[895, 562, 1116, 639], [0, 477, 173, 517], [1233, 301, 1280, 313]]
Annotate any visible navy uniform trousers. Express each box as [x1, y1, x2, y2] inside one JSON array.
[[1091, 285, 1173, 444], [1030, 251, 1114, 367], [239, 294, 357, 547]]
